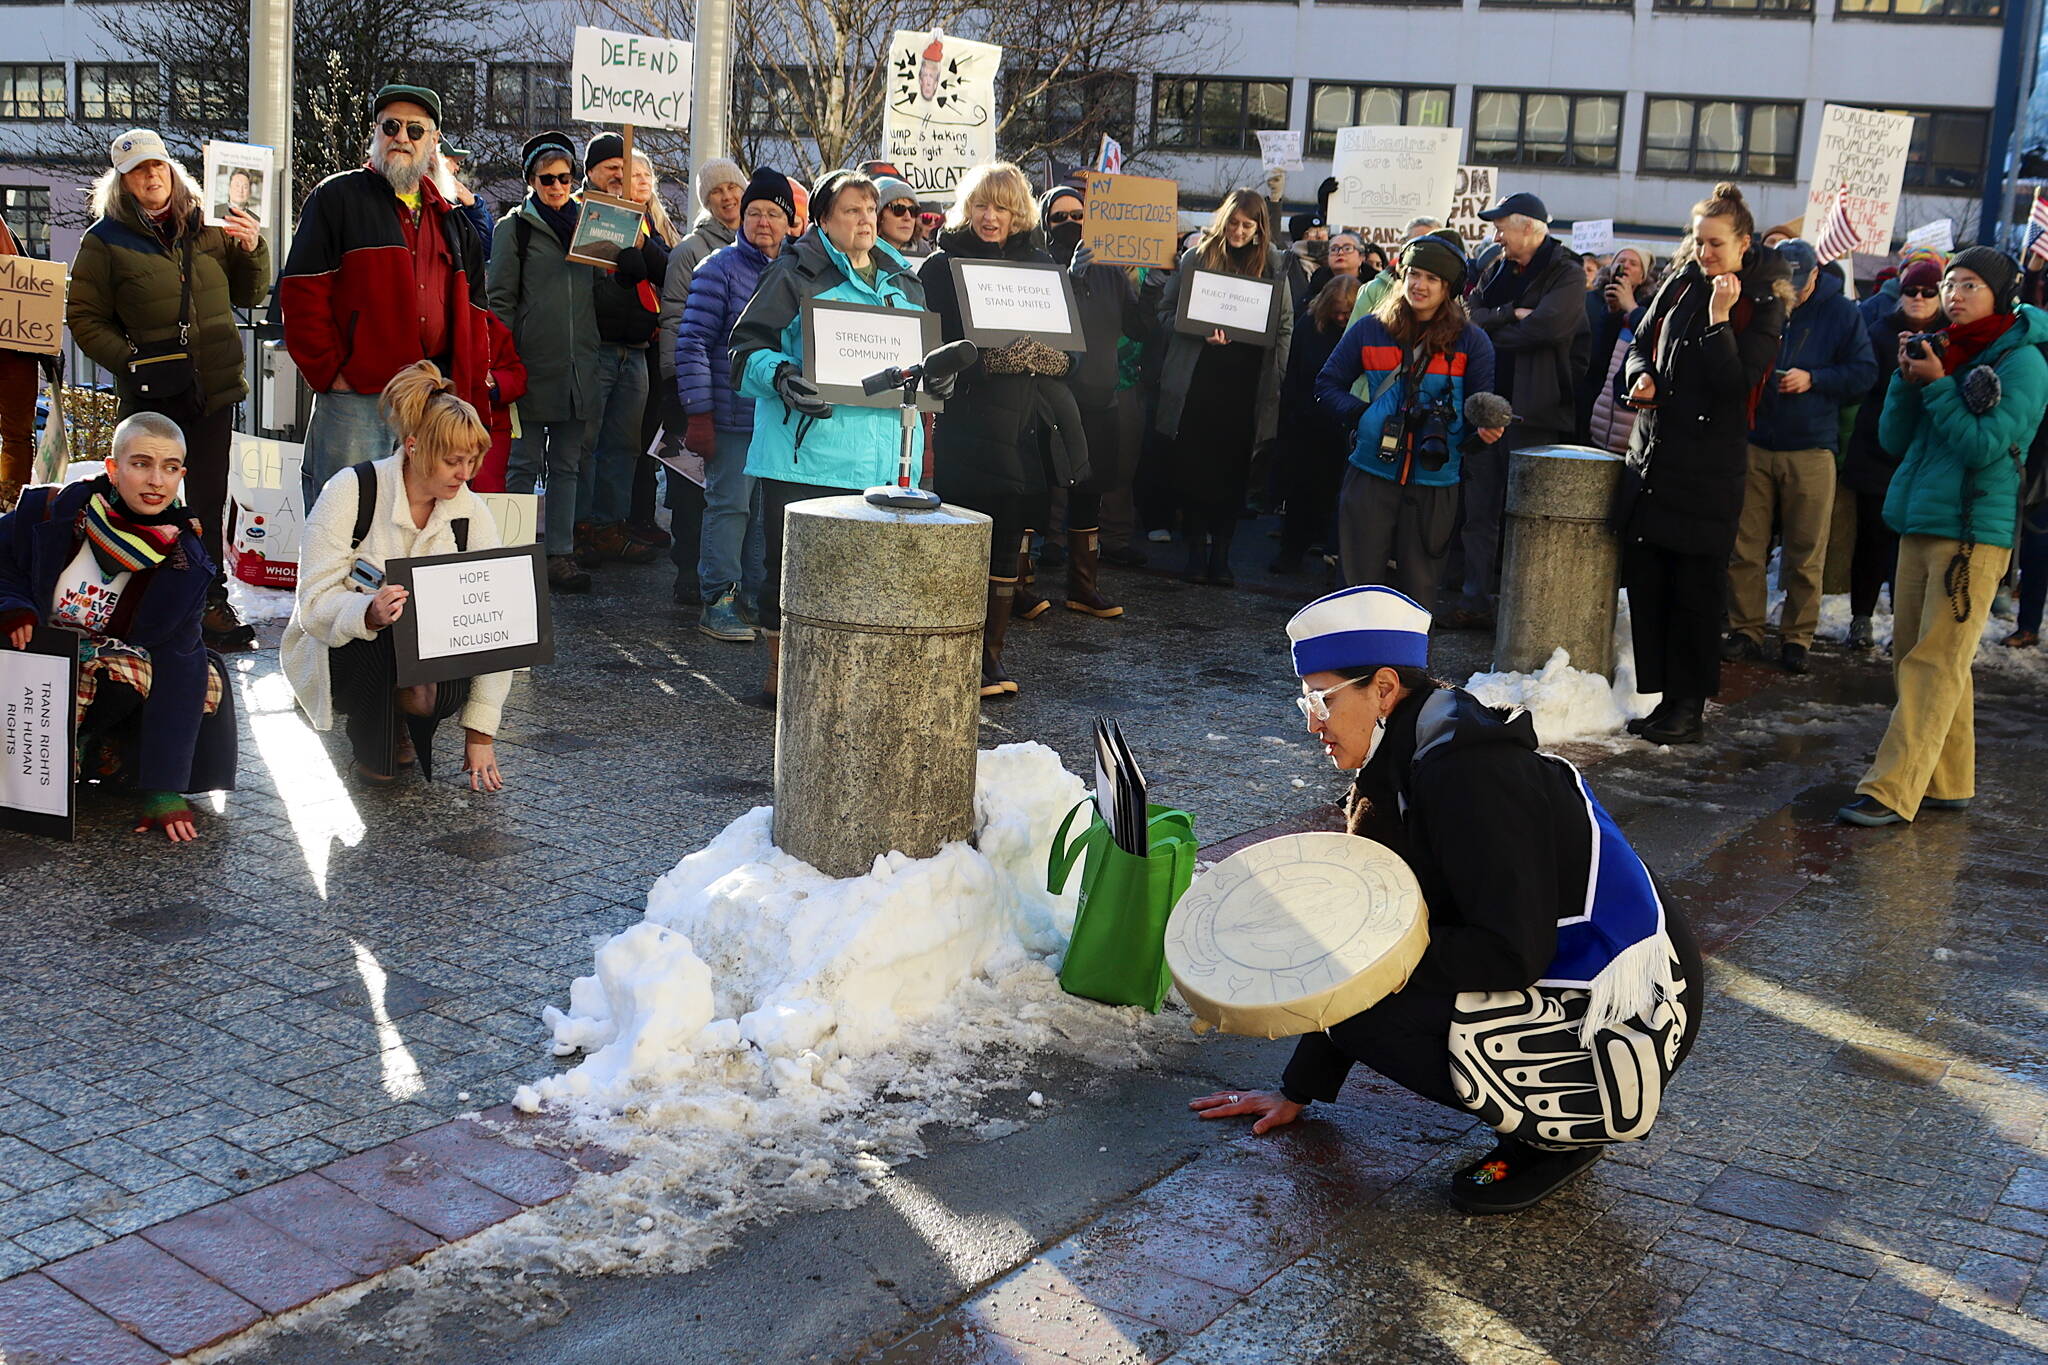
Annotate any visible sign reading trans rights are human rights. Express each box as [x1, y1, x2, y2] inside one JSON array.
[[572, 26, 693, 129]]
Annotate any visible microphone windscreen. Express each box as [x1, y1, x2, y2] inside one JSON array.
[[1464, 391, 1514, 429], [923, 339, 980, 378]]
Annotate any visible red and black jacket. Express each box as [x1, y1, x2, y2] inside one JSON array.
[[274, 168, 524, 422]]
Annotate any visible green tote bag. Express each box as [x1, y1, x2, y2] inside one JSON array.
[[1047, 800, 1197, 1012]]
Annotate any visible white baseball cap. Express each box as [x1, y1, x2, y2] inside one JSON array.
[[110, 129, 171, 175]]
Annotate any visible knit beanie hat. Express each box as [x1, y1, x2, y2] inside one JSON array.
[[1400, 234, 1468, 294], [584, 132, 625, 173], [1896, 242, 1947, 272], [521, 132, 577, 178], [872, 175, 918, 211], [739, 168, 796, 226], [696, 156, 745, 210], [810, 169, 870, 227], [1947, 245, 2019, 313], [1898, 258, 1943, 293]]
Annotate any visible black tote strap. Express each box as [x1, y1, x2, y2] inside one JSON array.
[[349, 461, 379, 550]]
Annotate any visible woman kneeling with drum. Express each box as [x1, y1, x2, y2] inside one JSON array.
[[1191, 585, 1704, 1213]]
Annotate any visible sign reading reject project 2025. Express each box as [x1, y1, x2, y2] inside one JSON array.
[[572, 26, 693, 129]]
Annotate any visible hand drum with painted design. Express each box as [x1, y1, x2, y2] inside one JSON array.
[[1165, 833, 1428, 1038]]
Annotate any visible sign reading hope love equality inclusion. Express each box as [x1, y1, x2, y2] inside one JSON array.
[[573, 26, 693, 128], [388, 546, 555, 687]]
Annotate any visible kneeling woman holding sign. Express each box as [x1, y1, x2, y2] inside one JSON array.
[[1188, 586, 1704, 1213], [283, 363, 511, 789]]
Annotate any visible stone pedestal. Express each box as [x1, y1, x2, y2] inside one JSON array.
[[772, 496, 993, 878], [1493, 445, 1625, 679]]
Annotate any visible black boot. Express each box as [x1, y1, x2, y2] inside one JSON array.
[[1639, 696, 1705, 745], [981, 578, 1019, 697], [1624, 697, 1674, 738], [1205, 525, 1236, 588], [1449, 1136, 1604, 1214], [1181, 534, 1208, 584]]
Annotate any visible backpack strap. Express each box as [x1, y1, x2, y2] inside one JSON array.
[[348, 461, 379, 550], [515, 216, 532, 309], [453, 518, 469, 553]]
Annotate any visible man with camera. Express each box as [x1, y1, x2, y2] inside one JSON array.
[[1457, 193, 1591, 629], [1724, 239, 1876, 673]]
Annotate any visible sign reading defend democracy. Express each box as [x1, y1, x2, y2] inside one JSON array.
[[1080, 172, 1179, 268], [572, 26, 693, 129], [1805, 104, 1914, 256], [0, 255, 64, 356], [1331, 126, 1461, 243]]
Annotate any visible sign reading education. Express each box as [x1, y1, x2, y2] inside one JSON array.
[[948, 258, 1086, 350], [572, 25, 693, 129], [1444, 165, 1496, 249], [388, 545, 554, 686], [1079, 171, 1179, 268], [0, 255, 64, 357], [883, 29, 1000, 202], [1175, 269, 1280, 347], [1331, 127, 1461, 244], [802, 299, 943, 410], [1806, 104, 1915, 257], [1, 631, 77, 840]]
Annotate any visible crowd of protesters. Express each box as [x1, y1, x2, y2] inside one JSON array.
[[1, 76, 2046, 841]]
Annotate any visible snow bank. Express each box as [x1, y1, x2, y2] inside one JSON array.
[[1462, 597, 1658, 746]]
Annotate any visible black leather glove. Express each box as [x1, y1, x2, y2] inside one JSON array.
[[924, 369, 957, 402], [774, 363, 833, 419], [614, 247, 647, 285]]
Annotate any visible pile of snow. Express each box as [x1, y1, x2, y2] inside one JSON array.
[[517, 742, 1090, 1115], [226, 576, 297, 624], [1462, 596, 1658, 746]]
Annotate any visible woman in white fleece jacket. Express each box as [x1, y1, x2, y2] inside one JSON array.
[[282, 362, 513, 788]]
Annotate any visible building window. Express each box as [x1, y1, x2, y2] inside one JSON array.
[[78, 63, 160, 123], [486, 63, 570, 130], [1307, 83, 1451, 156], [1838, 0, 1999, 17], [1654, 0, 1813, 11], [398, 63, 478, 131], [1153, 77, 1289, 152], [1005, 71, 1138, 151], [733, 67, 817, 137], [170, 64, 242, 124], [1857, 107, 1991, 190], [2, 186, 50, 256], [1472, 89, 1622, 169], [1642, 97, 1800, 180], [0, 65, 65, 121]]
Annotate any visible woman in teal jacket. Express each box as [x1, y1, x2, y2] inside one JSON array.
[[1840, 247, 2048, 827], [728, 170, 933, 703]]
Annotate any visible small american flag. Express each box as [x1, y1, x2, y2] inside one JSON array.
[[1095, 135, 1124, 175], [1813, 183, 1863, 265], [2027, 190, 2048, 265]]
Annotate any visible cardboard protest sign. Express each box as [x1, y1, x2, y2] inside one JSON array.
[[1079, 172, 1179, 268], [202, 141, 275, 251], [388, 544, 553, 687], [1255, 130, 1303, 174], [1332, 127, 1460, 243], [801, 299, 943, 410], [567, 191, 646, 270], [1174, 268, 1281, 347], [572, 26, 693, 129], [946, 258, 1085, 350], [1806, 105, 1914, 257], [883, 30, 999, 202], [226, 433, 304, 589], [475, 493, 539, 546], [1444, 165, 1496, 250], [1570, 219, 1615, 256], [1, 630, 77, 840], [1902, 219, 1953, 255], [0, 255, 64, 356]]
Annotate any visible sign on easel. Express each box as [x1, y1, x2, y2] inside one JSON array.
[[1, 630, 77, 840]]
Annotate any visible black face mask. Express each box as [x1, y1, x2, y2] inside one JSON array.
[[1047, 218, 1083, 257], [1298, 239, 1328, 264]]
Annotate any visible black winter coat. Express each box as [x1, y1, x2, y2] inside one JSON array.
[[1616, 247, 1791, 558], [1468, 237, 1591, 434], [593, 232, 670, 346], [920, 225, 1088, 501], [1841, 305, 1928, 498]]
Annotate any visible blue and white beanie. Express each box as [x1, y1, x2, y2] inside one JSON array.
[[1285, 586, 1431, 676]]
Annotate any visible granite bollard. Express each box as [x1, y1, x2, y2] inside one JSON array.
[[1492, 445, 1625, 679]]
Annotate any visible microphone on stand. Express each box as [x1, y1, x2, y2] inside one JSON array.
[[863, 342, 977, 511], [861, 340, 978, 396]]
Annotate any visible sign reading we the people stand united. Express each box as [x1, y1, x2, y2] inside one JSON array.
[[1805, 105, 1914, 257], [1331, 126, 1461, 245], [883, 29, 1000, 202], [0, 255, 64, 356], [572, 26, 693, 128]]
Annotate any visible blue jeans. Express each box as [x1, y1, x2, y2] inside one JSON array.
[[577, 344, 649, 526], [508, 419, 589, 556], [698, 426, 765, 606], [300, 390, 397, 511]]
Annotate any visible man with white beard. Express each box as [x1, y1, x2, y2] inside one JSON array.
[[276, 84, 516, 508]]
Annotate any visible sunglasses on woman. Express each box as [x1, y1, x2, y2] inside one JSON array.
[[378, 119, 432, 141], [1900, 287, 1939, 300], [1047, 209, 1085, 225], [534, 172, 575, 187], [883, 202, 917, 216]]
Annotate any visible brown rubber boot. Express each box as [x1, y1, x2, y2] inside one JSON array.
[[1014, 534, 1049, 620], [982, 577, 1019, 697], [1064, 528, 1124, 618]]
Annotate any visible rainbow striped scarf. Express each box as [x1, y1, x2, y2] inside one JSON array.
[[82, 490, 183, 579]]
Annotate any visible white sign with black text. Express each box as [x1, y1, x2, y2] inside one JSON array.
[[802, 299, 943, 409], [948, 259, 1086, 350], [388, 545, 555, 686], [1, 634, 76, 839], [1178, 269, 1279, 346]]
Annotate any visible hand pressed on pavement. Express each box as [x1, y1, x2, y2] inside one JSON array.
[[1190, 1088, 1305, 1136]]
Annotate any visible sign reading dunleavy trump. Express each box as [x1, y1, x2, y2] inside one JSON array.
[[883, 29, 999, 203]]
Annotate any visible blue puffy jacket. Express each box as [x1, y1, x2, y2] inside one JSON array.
[[1314, 314, 1496, 488], [730, 231, 928, 490], [1749, 272, 1877, 453], [676, 236, 775, 433]]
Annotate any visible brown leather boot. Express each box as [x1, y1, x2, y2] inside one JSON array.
[[1014, 534, 1049, 620], [1064, 528, 1124, 618], [982, 578, 1019, 697], [762, 630, 781, 703]]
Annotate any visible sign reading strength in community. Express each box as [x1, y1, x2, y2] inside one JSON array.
[[883, 29, 1000, 202], [801, 298, 944, 411], [572, 25, 693, 129], [1080, 171, 1179, 268], [1806, 104, 1915, 256], [1, 630, 77, 841], [0, 254, 64, 357], [1330, 126, 1461, 241], [387, 545, 554, 687]]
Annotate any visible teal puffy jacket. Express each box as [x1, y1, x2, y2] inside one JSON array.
[[730, 231, 927, 489], [1880, 304, 2048, 549]]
